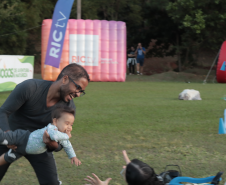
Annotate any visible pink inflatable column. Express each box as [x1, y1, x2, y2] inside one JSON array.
[[77, 20, 85, 69], [69, 19, 77, 68], [117, 22, 126, 81], [109, 21, 118, 81], [84, 20, 94, 80], [100, 21, 110, 81], [42, 19, 53, 81], [92, 20, 101, 81]]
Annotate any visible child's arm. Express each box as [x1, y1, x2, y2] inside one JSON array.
[[60, 140, 76, 159], [60, 140, 81, 166]]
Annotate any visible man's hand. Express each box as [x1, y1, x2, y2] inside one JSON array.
[[71, 157, 81, 166], [43, 130, 58, 151], [84, 173, 112, 185], [7, 145, 17, 151], [5, 130, 17, 151]]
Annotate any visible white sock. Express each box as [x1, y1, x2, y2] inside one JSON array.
[[1, 139, 8, 145]]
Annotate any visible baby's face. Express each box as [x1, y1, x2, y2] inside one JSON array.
[[53, 112, 74, 133]]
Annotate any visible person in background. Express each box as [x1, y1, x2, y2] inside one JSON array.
[[84, 150, 163, 185], [127, 46, 137, 75], [135, 43, 146, 75]]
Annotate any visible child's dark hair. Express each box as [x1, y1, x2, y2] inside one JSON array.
[[51, 105, 75, 120], [126, 159, 163, 185]]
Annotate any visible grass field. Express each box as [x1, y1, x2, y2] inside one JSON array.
[[1, 77, 226, 185]]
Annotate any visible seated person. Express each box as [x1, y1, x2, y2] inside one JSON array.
[[0, 105, 81, 166], [84, 150, 163, 185]]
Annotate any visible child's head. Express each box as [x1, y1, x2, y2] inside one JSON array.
[[126, 159, 163, 185], [51, 105, 75, 133]]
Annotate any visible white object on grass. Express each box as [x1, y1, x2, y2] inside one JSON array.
[[178, 89, 202, 100]]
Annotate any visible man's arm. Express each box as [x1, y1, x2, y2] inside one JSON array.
[[0, 80, 35, 131], [43, 130, 62, 152], [141, 48, 146, 54]]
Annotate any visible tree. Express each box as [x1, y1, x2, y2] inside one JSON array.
[[21, 0, 56, 60], [0, 0, 27, 54], [166, 0, 226, 69], [0, 0, 56, 59]]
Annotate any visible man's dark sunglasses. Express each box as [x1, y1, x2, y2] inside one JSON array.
[[68, 77, 86, 97]]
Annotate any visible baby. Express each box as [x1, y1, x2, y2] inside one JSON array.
[[0, 105, 81, 166]]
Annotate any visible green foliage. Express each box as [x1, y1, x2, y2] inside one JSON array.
[[0, 0, 56, 56], [21, 0, 56, 58], [1, 0, 226, 69], [0, 0, 27, 54], [138, 0, 178, 57], [166, 0, 226, 67]]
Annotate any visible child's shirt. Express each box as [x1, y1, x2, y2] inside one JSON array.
[[25, 123, 76, 159]]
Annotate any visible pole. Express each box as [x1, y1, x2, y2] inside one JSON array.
[[203, 50, 220, 84], [77, 0, 81, 19]]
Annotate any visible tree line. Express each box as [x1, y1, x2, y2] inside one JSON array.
[[1, 0, 226, 71]]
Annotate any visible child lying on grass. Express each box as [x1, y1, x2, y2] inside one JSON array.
[[0, 105, 81, 166], [85, 150, 162, 185]]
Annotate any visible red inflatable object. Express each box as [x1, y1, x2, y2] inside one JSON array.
[[217, 41, 226, 83]]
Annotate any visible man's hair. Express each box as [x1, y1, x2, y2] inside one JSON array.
[[51, 105, 75, 120], [126, 159, 163, 185], [57, 63, 90, 82]]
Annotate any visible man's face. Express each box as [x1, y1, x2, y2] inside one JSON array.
[[60, 77, 89, 103], [138, 43, 142, 48], [131, 47, 135, 51]]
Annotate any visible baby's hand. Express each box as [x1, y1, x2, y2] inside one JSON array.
[[71, 157, 81, 166], [66, 130, 72, 138]]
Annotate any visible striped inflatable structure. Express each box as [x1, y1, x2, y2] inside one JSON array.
[[41, 19, 126, 82]]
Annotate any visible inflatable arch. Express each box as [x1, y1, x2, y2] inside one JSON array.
[[41, 19, 126, 82], [217, 41, 226, 83]]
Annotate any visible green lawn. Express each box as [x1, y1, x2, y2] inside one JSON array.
[[1, 79, 226, 185]]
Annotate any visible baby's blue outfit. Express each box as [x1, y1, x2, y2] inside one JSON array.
[[26, 123, 76, 159]]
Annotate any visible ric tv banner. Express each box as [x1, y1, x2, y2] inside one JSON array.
[[45, 0, 74, 68], [41, 19, 126, 82], [0, 56, 34, 92]]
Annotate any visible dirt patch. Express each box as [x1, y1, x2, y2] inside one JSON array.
[[126, 71, 215, 83], [143, 56, 178, 75]]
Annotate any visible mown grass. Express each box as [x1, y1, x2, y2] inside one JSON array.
[[1, 78, 226, 185]]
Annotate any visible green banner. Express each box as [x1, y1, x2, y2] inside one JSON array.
[[0, 55, 34, 92]]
